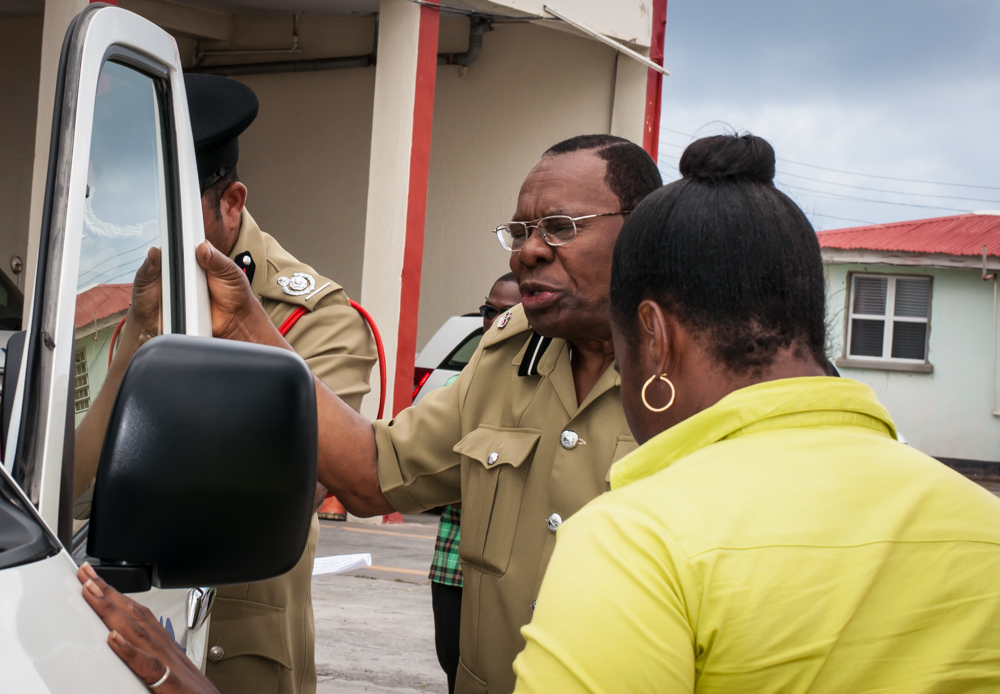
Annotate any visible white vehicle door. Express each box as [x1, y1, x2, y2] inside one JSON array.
[[2, 3, 210, 663]]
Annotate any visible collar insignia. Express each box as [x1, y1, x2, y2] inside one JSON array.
[[518, 332, 552, 377], [235, 251, 255, 284]]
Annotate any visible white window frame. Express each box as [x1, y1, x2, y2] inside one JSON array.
[[838, 272, 933, 373]]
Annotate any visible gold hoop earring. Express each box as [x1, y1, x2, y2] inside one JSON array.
[[641, 373, 676, 413]]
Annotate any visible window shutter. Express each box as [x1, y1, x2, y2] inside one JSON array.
[[894, 278, 930, 318], [850, 318, 885, 357], [891, 322, 927, 360], [852, 276, 887, 315]]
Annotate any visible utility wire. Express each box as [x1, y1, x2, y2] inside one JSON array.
[[662, 140, 1000, 203], [778, 183, 970, 214], [659, 150, 993, 209], [776, 170, 1000, 206], [809, 213, 877, 227], [659, 126, 1000, 191], [779, 157, 1000, 191]]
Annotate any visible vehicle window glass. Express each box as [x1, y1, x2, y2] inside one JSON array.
[[440, 329, 484, 371], [71, 60, 171, 524]]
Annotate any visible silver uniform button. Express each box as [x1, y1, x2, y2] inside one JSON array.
[[560, 430, 579, 449], [530, 599, 537, 612], [546, 513, 562, 532], [208, 645, 225, 662], [486, 451, 499, 466]]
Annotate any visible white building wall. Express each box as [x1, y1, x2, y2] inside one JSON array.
[[236, 67, 375, 300], [826, 263, 1000, 463], [188, 15, 380, 300], [418, 19, 620, 348]]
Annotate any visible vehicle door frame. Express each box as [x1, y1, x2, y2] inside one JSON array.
[[3, 4, 210, 542]]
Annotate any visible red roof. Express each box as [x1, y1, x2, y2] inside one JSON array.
[[816, 213, 1000, 258], [75, 283, 131, 329]]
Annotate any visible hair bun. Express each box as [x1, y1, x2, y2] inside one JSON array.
[[678, 134, 776, 184]]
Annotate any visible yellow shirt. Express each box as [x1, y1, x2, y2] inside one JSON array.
[[514, 377, 1000, 693]]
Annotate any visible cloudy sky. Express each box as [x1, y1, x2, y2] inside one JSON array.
[[655, 1, 1000, 230]]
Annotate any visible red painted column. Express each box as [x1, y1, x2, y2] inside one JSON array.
[[642, 0, 668, 160], [392, 0, 440, 418], [382, 0, 440, 526]]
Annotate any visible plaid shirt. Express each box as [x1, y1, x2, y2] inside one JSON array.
[[429, 504, 463, 587]]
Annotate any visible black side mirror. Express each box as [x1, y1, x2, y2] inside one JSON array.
[[87, 335, 317, 592]]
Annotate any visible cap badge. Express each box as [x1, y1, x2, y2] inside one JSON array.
[[277, 272, 315, 296], [497, 310, 512, 329]]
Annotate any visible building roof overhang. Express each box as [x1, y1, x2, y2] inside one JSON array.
[[818, 212, 1000, 271], [821, 247, 1000, 272]]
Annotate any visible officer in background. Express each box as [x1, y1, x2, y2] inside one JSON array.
[[185, 74, 377, 694]]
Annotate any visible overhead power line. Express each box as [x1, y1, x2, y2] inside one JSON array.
[[659, 150, 988, 210], [809, 213, 877, 227], [658, 127, 1000, 191], [778, 183, 969, 214], [776, 170, 1000, 205]]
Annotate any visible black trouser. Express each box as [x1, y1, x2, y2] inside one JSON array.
[[431, 581, 462, 694]]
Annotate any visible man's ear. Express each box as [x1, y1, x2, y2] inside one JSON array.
[[220, 181, 247, 231]]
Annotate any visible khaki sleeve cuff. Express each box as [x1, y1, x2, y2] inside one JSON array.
[[374, 420, 428, 515]]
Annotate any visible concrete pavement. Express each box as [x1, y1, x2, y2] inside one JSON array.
[[313, 513, 447, 693]]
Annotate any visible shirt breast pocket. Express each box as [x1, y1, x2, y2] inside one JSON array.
[[453, 425, 541, 576]]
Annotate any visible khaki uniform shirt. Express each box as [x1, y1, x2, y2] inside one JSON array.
[[375, 305, 635, 694], [206, 210, 376, 694]]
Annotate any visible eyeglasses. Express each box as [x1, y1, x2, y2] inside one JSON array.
[[478, 303, 514, 320], [494, 212, 630, 252]]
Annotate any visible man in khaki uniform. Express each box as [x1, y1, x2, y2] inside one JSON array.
[[379, 303, 637, 692], [68, 135, 662, 694], [185, 74, 376, 694], [269, 134, 660, 694]]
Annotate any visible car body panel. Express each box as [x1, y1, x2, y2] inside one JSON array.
[[0, 550, 147, 693], [412, 315, 483, 404]]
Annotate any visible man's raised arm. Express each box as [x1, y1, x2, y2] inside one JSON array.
[[195, 241, 394, 517]]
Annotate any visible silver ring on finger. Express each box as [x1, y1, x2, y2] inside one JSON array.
[[148, 666, 170, 689]]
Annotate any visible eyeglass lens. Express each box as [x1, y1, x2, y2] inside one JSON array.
[[497, 216, 576, 251], [479, 304, 500, 319]]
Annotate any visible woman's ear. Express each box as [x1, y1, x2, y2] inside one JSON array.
[[637, 300, 672, 376]]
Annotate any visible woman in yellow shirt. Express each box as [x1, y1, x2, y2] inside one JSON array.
[[513, 134, 1000, 692]]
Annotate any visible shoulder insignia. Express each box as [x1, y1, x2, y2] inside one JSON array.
[[277, 272, 331, 300], [480, 304, 531, 349]]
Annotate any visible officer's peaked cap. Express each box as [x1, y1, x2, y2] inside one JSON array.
[[184, 73, 258, 192]]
